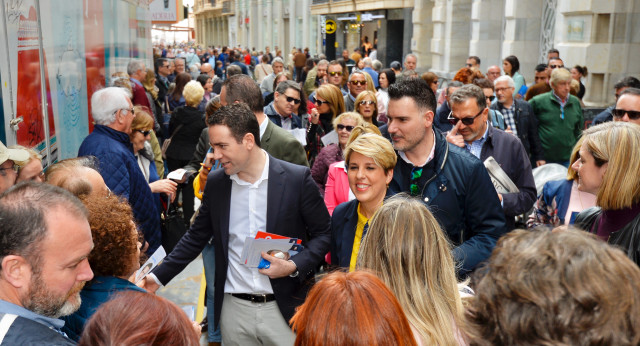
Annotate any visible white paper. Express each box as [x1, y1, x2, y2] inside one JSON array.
[[321, 130, 339, 146], [135, 246, 167, 284], [240, 237, 298, 267], [288, 128, 307, 146], [167, 168, 188, 181]]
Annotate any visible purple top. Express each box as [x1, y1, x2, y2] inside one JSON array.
[[595, 203, 640, 241]]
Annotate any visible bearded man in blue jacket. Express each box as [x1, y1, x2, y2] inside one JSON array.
[[386, 78, 507, 275], [78, 87, 161, 253]]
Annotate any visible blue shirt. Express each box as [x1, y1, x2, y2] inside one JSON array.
[[465, 122, 490, 159], [0, 299, 67, 336]]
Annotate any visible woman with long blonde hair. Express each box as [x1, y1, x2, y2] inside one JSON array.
[[358, 194, 466, 345]]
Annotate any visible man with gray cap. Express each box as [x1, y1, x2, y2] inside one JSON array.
[[0, 142, 29, 194]]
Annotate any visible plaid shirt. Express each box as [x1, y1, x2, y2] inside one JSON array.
[[501, 102, 517, 136]]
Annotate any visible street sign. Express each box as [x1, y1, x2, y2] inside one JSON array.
[[325, 19, 336, 34]]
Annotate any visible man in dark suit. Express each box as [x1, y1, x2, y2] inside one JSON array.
[[141, 104, 330, 345], [155, 58, 171, 102]]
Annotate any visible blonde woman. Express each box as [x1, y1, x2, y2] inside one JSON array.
[[357, 194, 467, 346], [575, 121, 640, 266], [307, 84, 345, 165], [9, 145, 44, 183], [330, 133, 396, 271], [354, 90, 380, 126], [311, 112, 364, 195]]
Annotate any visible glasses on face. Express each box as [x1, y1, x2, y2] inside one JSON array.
[[314, 99, 330, 106], [359, 100, 375, 106], [495, 87, 512, 93], [466, 63, 473, 67], [612, 109, 640, 120], [162, 64, 170, 68], [486, 95, 496, 102], [329, 71, 343, 77], [410, 167, 423, 196], [550, 64, 564, 69], [136, 129, 152, 136], [115, 108, 135, 116], [0, 164, 19, 174], [337, 124, 355, 132], [447, 108, 484, 126], [350, 80, 366, 86], [284, 96, 301, 105]]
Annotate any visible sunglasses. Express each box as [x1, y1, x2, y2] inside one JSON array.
[[486, 95, 496, 102], [314, 99, 330, 106], [550, 64, 564, 69], [466, 63, 473, 67], [350, 80, 366, 86], [329, 71, 343, 76], [447, 109, 484, 126], [612, 109, 640, 120], [136, 129, 151, 136], [337, 124, 355, 132], [359, 100, 375, 106], [285, 96, 301, 105]]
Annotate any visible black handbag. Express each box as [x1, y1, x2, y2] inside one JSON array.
[[161, 202, 187, 254]]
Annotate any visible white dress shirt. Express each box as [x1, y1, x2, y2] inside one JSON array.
[[224, 151, 273, 294]]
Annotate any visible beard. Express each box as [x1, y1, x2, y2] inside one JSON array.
[[22, 271, 85, 318]]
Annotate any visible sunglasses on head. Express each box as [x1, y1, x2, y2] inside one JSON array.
[[314, 99, 330, 106], [336, 124, 355, 131], [285, 96, 301, 104], [136, 129, 151, 136], [329, 71, 343, 76], [447, 109, 484, 126], [350, 80, 366, 86], [612, 109, 640, 120], [359, 100, 375, 106]]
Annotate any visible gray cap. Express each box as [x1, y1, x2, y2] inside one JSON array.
[[0, 142, 29, 165], [390, 61, 402, 70]]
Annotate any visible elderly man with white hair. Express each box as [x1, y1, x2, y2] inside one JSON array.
[[490, 75, 546, 167], [259, 57, 285, 96], [78, 87, 161, 254], [127, 59, 151, 111], [361, 57, 379, 88], [529, 68, 583, 166]]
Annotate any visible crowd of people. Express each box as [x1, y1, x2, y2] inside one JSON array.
[[0, 41, 639, 346]]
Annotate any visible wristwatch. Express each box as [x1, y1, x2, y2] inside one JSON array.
[[288, 260, 299, 278]]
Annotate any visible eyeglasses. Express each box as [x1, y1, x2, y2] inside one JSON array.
[[495, 87, 513, 93], [410, 167, 423, 196], [162, 64, 170, 68], [550, 64, 564, 69], [115, 108, 135, 116], [447, 108, 484, 126], [0, 164, 19, 174], [359, 100, 375, 106], [314, 99, 330, 106], [350, 80, 366, 86], [136, 129, 152, 136], [285, 96, 301, 105], [466, 63, 473, 67], [336, 124, 355, 132], [329, 71, 343, 77], [486, 95, 496, 102], [612, 109, 640, 120]]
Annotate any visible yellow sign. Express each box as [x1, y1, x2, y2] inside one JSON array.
[[326, 20, 337, 34]]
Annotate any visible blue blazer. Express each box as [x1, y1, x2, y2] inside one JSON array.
[[331, 199, 359, 268], [152, 155, 331, 326]]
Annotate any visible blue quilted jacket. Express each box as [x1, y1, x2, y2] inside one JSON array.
[[78, 125, 161, 252]]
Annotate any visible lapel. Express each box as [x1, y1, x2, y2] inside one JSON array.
[[218, 176, 232, 260], [266, 156, 286, 234], [341, 201, 359, 264]]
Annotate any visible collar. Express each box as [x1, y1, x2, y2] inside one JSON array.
[[465, 121, 490, 145], [0, 299, 65, 331], [94, 124, 132, 146], [398, 129, 436, 167], [130, 78, 142, 87], [229, 150, 269, 187], [552, 91, 568, 105], [259, 116, 268, 139], [349, 93, 356, 102]]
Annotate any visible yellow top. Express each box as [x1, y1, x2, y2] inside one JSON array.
[[349, 203, 370, 272], [193, 167, 206, 200]]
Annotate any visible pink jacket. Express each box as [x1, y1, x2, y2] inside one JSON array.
[[324, 161, 355, 215]]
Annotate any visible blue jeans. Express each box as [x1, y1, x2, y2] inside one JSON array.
[[202, 240, 221, 342]]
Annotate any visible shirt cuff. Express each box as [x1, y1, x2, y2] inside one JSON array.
[[147, 273, 164, 287]]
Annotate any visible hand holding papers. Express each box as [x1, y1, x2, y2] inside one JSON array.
[[241, 231, 303, 279], [134, 246, 167, 284]]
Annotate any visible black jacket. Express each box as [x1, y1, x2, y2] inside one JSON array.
[[166, 106, 207, 161], [491, 99, 545, 163], [480, 125, 537, 230], [576, 207, 640, 266], [388, 130, 507, 274]]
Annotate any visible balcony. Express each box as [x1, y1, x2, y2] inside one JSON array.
[[222, 0, 235, 14]]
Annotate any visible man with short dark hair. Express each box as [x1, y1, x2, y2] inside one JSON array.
[[386, 78, 506, 275], [593, 77, 640, 125], [155, 58, 171, 102], [466, 56, 481, 69], [612, 87, 640, 126], [344, 71, 367, 112], [547, 48, 560, 60], [525, 64, 552, 101], [0, 182, 94, 345], [264, 80, 303, 130], [341, 49, 355, 66], [446, 85, 536, 230], [0, 142, 28, 194], [491, 75, 545, 166], [141, 104, 330, 345], [434, 81, 464, 132], [78, 87, 162, 253]]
